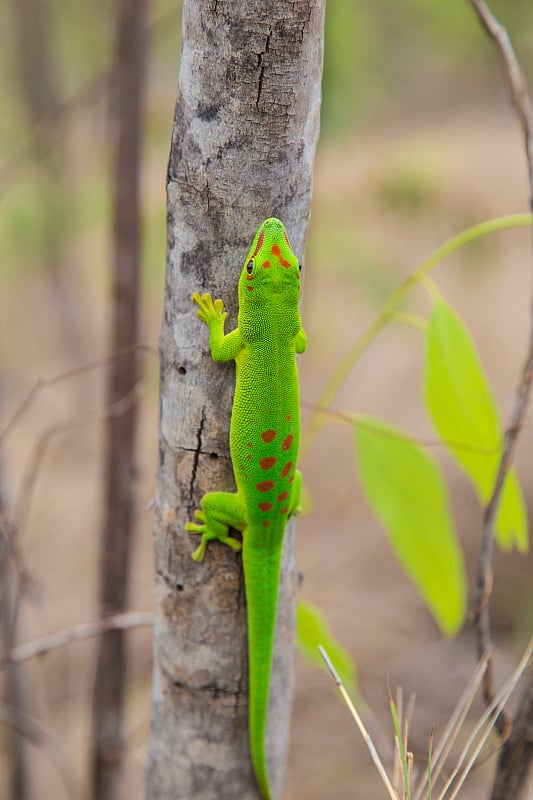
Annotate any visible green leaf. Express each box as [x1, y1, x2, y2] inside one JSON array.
[[354, 416, 467, 636], [296, 599, 357, 697], [424, 300, 528, 552]]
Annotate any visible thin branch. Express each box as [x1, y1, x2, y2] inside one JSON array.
[[0, 6, 179, 195], [468, 0, 533, 202], [0, 703, 79, 800], [12, 381, 147, 540], [2, 611, 154, 666], [0, 342, 156, 446], [0, 381, 148, 647], [467, 0, 533, 735]]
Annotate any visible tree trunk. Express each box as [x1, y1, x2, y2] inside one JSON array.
[[146, 2, 324, 799], [89, 1, 148, 798], [490, 675, 533, 800], [0, 488, 29, 800]]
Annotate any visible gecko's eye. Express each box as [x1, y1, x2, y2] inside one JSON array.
[[246, 260, 254, 275]]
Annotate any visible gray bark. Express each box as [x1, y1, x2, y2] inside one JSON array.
[[146, 2, 324, 799]]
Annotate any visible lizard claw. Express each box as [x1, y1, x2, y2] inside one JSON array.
[[192, 292, 227, 324]]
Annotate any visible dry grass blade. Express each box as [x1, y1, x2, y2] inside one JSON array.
[[320, 638, 530, 800], [412, 652, 489, 800], [393, 686, 403, 793], [436, 637, 532, 800], [319, 645, 400, 800]]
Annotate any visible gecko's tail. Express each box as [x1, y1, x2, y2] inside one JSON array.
[[242, 542, 283, 800]]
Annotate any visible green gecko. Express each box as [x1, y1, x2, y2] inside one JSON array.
[[186, 217, 306, 800]]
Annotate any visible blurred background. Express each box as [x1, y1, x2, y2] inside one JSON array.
[[1, 1, 533, 798]]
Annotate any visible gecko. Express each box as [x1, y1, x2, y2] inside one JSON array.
[[186, 217, 306, 800]]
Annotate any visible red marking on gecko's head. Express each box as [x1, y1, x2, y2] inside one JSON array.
[[239, 220, 301, 310], [271, 243, 291, 269], [261, 430, 276, 444], [251, 230, 265, 259]]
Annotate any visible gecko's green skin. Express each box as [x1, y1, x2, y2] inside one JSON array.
[[186, 218, 306, 800]]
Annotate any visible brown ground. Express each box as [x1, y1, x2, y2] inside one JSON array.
[[1, 105, 532, 799]]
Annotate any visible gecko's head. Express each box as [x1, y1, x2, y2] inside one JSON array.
[[238, 218, 302, 309]]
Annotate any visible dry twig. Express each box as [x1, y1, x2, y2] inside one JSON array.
[[0, 343, 156, 446], [2, 611, 154, 666], [0, 702, 79, 800], [467, 0, 533, 736]]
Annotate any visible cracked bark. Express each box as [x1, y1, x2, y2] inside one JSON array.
[[146, 2, 324, 799]]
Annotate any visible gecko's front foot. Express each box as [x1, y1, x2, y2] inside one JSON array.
[[192, 292, 227, 325]]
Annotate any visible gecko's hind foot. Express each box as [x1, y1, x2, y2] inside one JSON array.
[[191, 538, 208, 562], [185, 491, 246, 561], [185, 509, 206, 534], [186, 525, 242, 562], [190, 534, 241, 561], [185, 522, 204, 534]]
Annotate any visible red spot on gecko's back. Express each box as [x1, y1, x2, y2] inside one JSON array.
[[256, 480, 275, 493], [262, 521, 271, 527], [277, 490, 288, 502], [281, 461, 293, 478], [286, 414, 291, 422], [258, 501, 272, 512], [259, 456, 277, 471], [247, 286, 254, 291], [261, 430, 276, 443], [282, 434, 293, 451], [251, 230, 265, 258], [271, 243, 291, 269]]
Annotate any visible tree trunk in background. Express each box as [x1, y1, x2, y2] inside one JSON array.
[[491, 675, 533, 800], [0, 488, 29, 800], [89, 1, 148, 799], [10, 0, 85, 359], [146, 2, 324, 799]]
